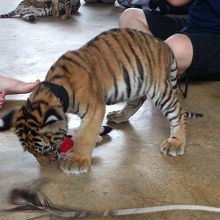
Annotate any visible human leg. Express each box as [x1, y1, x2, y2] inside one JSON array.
[[119, 9, 187, 39], [165, 33, 193, 77], [119, 8, 151, 33], [181, 33, 220, 80], [167, 32, 220, 80], [119, 9, 188, 77]]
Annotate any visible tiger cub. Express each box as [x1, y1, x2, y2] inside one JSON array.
[[0, 28, 202, 174], [0, 0, 80, 22]]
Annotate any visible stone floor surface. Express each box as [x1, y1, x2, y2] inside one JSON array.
[[0, 1, 220, 219]]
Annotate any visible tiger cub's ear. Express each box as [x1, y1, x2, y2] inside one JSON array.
[[0, 109, 17, 131]]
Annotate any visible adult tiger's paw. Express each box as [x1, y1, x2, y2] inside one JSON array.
[[160, 138, 185, 157], [59, 153, 91, 175]]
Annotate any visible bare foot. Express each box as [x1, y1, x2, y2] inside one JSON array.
[[0, 90, 5, 108], [0, 76, 40, 109]]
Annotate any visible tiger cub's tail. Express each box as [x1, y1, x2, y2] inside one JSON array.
[[0, 10, 16, 18], [99, 126, 113, 136], [184, 112, 203, 119]]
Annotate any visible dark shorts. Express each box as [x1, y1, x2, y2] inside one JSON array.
[[144, 10, 220, 80]]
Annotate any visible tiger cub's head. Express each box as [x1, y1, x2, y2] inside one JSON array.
[[0, 82, 69, 165]]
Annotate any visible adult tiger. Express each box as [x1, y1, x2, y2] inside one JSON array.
[[0, 28, 202, 174]]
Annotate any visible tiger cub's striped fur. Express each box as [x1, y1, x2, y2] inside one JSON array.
[[0, 28, 202, 174], [0, 0, 80, 22]]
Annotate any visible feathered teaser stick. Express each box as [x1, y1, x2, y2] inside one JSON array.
[[1, 182, 220, 219]]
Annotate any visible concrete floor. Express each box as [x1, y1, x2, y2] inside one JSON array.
[[0, 1, 220, 219]]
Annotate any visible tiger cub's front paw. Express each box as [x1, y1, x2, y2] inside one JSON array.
[[52, 10, 59, 18], [62, 14, 70, 19], [160, 138, 185, 157], [107, 110, 128, 123], [59, 153, 91, 175]]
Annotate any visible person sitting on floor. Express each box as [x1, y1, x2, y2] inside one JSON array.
[[119, 0, 220, 81]]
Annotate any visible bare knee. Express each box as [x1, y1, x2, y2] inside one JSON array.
[[119, 8, 152, 34], [165, 34, 193, 77]]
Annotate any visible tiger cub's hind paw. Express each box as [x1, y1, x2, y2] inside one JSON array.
[[62, 14, 71, 19], [160, 138, 185, 157], [107, 110, 129, 123]]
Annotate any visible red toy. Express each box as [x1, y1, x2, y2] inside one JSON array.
[[59, 135, 74, 153], [58, 126, 112, 154]]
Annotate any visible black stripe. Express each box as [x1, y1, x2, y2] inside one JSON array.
[[58, 64, 71, 74], [123, 66, 131, 98], [171, 66, 177, 72], [74, 103, 79, 114], [160, 85, 173, 110], [71, 51, 88, 64], [28, 121, 39, 128], [17, 113, 39, 123], [136, 56, 144, 82], [171, 76, 177, 81], [32, 137, 42, 142], [164, 100, 179, 117], [110, 33, 133, 65], [155, 83, 168, 107], [80, 105, 89, 119], [168, 113, 181, 123], [61, 54, 89, 73], [151, 83, 157, 100], [138, 32, 155, 72], [50, 64, 55, 72], [172, 84, 177, 90], [49, 74, 63, 81], [92, 44, 118, 101], [41, 81, 69, 112], [102, 37, 121, 68], [163, 96, 177, 112]]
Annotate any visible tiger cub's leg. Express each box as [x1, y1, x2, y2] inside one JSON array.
[[21, 13, 37, 22], [71, 0, 81, 13], [59, 100, 106, 175], [51, 0, 59, 17], [150, 81, 186, 156], [62, 1, 72, 19], [107, 96, 147, 123], [160, 108, 187, 156]]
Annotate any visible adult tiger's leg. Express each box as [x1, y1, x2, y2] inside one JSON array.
[[107, 96, 147, 123], [59, 100, 106, 175]]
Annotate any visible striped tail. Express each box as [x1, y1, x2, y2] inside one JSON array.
[[0, 10, 16, 18], [184, 112, 203, 119], [99, 125, 112, 136]]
